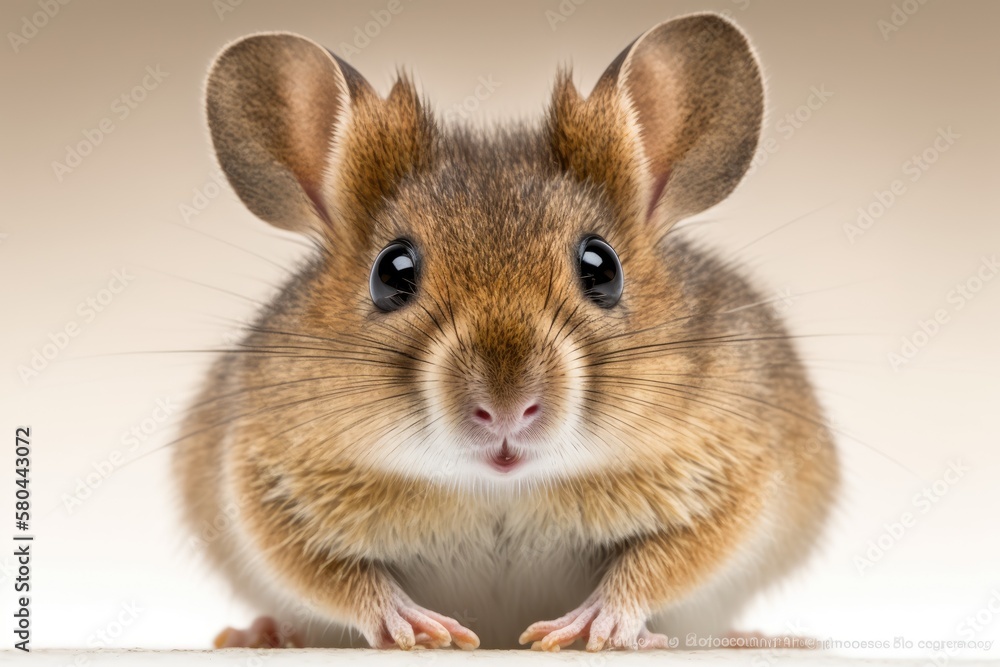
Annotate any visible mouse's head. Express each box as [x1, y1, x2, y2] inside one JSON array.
[[206, 14, 763, 489]]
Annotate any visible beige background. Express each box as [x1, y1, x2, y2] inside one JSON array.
[[1, 0, 998, 655]]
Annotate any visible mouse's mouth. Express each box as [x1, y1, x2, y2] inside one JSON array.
[[488, 440, 523, 473]]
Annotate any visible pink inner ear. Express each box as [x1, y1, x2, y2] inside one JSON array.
[[646, 168, 671, 220], [301, 181, 334, 227]]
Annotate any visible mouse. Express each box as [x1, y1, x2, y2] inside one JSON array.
[[174, 12, 839, 651]]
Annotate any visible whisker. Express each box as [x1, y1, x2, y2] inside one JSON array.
[[166, 220, 297, 277]]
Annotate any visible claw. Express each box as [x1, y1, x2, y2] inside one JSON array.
[[521, 594, 670, 652], [367, 590, 480, 650]]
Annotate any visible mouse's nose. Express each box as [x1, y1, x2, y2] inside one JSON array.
[[472, 399, 541, 437]]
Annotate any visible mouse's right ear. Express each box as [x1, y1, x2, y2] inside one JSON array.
[[206, 33, 349, 234], [206, 33, 432, 238]]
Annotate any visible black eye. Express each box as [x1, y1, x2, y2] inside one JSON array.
[[370, 240, 418, 311], [578, 236, 623, 308]]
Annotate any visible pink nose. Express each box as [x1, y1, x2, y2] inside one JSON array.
[[473, 400, 541, 435]]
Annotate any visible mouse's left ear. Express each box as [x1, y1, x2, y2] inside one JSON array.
[[550, 13, 764, 232]]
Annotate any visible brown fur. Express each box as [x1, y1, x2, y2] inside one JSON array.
[[176, 14, 838, 650]]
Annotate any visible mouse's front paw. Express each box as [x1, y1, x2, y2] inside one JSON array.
[[363, 587, 479, 650], [519, 592, 671, 651]]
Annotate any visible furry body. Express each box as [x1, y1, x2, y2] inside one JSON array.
[[177, 14, 838, 651]]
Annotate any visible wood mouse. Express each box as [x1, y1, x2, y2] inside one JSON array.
[[175, 12, 839, 651]]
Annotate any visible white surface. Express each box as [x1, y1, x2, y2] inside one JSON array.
[[5, 649, 997, 666]]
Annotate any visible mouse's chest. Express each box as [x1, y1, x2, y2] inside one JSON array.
[[402, 509, 585, 571], [389, 508, 601, 646]]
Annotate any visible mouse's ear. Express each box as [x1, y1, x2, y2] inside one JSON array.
[[550, 13, 763, 232], [206, 33, 433, 237]]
